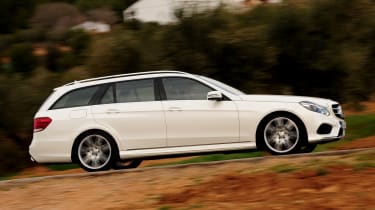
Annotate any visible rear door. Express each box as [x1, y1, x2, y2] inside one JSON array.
[[91, 78, 166, 150]]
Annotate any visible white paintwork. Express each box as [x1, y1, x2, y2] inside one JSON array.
[[162, 100, 239, 146], [29, 71, 346, 164], [123, 0, 245, 24], [91, 101, 167, 150]]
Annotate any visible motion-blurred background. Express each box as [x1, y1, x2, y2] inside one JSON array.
[[1, 0, 375, 177]]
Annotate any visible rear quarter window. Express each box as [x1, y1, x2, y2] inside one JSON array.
[[50, 86, 99, 109]]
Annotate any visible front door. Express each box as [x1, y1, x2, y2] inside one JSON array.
[[160, 77, 239, 147]]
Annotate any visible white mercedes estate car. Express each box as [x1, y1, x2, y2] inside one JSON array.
[[29, 71, 346, 171]]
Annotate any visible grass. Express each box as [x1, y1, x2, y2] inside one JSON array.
[[151, 151, 263, 167], [354, 162, 375, 170], [270, 164, 297, 173], [315, 168, 330, 176], [355, 152, 375, 161], [353, 151, 375, 170], [0, 173, 17, 181], [344, 114, 375, 140], [185, 204, 203, 209], [158, 206, 172, 210], [46, 164, 79, 171]]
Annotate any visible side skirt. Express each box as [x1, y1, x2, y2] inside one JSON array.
[[119, 142, 257, 160]]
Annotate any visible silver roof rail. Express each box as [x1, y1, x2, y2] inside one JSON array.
[[63, 70, 188, 86]]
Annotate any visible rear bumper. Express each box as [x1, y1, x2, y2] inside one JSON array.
[[29, 135, 73, 163], [29, 146, 72, 163]]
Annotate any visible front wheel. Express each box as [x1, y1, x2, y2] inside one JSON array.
[[75, 132, 118, 172], [258, 114, 306, 155]]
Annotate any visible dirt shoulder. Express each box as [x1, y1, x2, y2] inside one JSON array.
[[1, 149, 374, 210]]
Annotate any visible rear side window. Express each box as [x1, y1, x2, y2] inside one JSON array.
[[116, 79, 155, 103], [51, 86, 99, 109]]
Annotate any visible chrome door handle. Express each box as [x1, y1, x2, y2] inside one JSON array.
[[168, 107, 182, 112], [106, 109, 120, 114]]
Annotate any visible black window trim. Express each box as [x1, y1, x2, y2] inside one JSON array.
[[92, 83, 114, 105], [155, 77, 166, 101], [91, 84, 110, 105]]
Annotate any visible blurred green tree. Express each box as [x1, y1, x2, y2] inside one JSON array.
[[67, 30, 91, 56], [0, 0, 35, 33], [76, 0, 137, 19], [31, 3, 85, 40], [45, 44, 61, 71], [10, 43, 37, 73]]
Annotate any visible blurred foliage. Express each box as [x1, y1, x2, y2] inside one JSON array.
[[0, 0, 35, 33], [2, 0, 375, 176], [58, 52, 79, 70], [89, 0, 375, 100], [31, 3, 85, 40], [0, 132, 28, 174], [76, 0, 137, 18], [10, 43, 37, 73], [87, 7, 119, 25], [66, 29, 91, 56], [45, 44, 61, 71]]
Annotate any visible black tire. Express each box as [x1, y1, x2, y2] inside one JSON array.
[[74, 131, 118, 172], [257, 113, 306, 155], [299, 143, 317, 153], [112, 159, 143, 170]]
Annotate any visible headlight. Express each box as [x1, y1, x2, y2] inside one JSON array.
[[299, 101, 330, 116]]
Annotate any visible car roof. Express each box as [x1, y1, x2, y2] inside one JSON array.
[[56, 70, 190, 90]]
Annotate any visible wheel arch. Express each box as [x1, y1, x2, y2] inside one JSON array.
[[71, 129, 120, 163], [255, 111, 308, 150]]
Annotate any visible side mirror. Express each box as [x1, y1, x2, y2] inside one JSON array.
[[207, 91, 223, 101]]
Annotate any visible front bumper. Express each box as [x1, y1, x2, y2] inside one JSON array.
[[309, 119, 346, 144]]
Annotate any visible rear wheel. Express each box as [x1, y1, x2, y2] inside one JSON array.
[[76, 132, 118, 172], [258, 113, 306, 155]]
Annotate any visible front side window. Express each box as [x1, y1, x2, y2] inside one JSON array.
[[51, 86, 99, 109], [162, 77, 213, 100], [116, 79, 155, 103]]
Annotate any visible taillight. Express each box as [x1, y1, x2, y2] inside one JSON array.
[[34, 117, 52, 132]]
